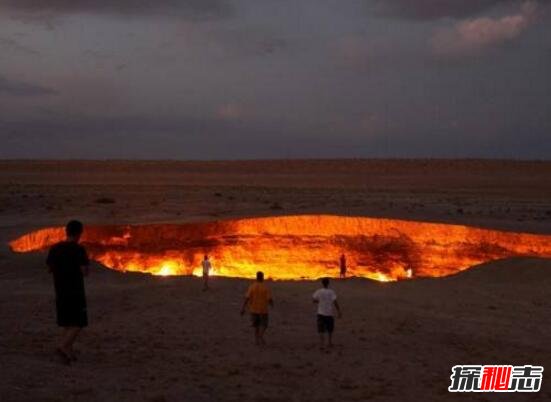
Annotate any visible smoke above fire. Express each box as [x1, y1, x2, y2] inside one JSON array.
[[9, 215, 551, 282]]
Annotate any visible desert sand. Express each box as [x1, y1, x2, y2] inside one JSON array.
[[1, 159, 551, 402]]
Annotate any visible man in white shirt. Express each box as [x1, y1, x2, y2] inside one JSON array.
[[202, 255, 212, 291], [312, 277, 342, 350]]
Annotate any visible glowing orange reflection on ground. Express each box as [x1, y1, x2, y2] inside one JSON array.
[[9, 215, 551, 281]]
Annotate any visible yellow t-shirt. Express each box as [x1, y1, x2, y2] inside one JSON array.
[[246, 282, 272, 314]]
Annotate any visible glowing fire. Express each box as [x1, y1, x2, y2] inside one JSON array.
[[9, 215, 551, 281]]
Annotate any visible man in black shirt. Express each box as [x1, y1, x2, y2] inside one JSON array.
[[46, 220, 89, 364]]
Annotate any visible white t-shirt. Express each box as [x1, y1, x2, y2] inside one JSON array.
[[202, 259, 212, 275], [313, 288, 337, 316]]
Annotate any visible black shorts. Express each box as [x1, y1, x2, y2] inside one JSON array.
[[56, 296, 88, 328], [317, 314, 334, 333], [250, 313, 269, 328]]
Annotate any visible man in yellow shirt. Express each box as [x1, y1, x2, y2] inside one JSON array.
[[240, 271, 273, 346]]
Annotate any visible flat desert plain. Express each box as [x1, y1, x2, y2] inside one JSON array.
[[1, 160, 551, 402]]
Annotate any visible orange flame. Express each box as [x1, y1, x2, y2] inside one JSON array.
[[9, 215, 551, 281]]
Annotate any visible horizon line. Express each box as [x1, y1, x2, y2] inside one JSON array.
[[0, 157, 550, 163]]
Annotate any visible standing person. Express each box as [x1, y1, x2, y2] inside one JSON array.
[[339, 254, 347, 278], [240, 271, 273, 346], [46, 220, 90, 364], [313, 278, 341, 350], [202, 255, 212, 291]]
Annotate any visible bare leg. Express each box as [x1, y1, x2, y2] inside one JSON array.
[[61, 327, 81, 350], [328, 332, 333, 348], [57, 328, 71, 358], [58, 327, 82, 362], [319, 333, 325, 350], [258, 326, 267, 346]]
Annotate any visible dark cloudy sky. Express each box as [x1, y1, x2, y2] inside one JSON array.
[[0, 0, 550, 159]]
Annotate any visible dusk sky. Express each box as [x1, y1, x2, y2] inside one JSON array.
[[0, 0, 550, 159]]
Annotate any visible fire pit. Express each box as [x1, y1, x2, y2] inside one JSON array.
[[9, 215, 551, 281]]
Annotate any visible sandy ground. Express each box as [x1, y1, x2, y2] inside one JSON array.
[[1, 159, 551, 402]]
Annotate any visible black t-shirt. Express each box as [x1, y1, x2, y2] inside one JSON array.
[[46, 241, 89, 301]]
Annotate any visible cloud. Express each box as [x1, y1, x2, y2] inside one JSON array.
[[0, 0, 231, 22], [431, 2, 538, 55], [200, 27, 289, 59], [0, 36, 40, 55], [374, 0, 514, 20], [0, 75, 57, 96]]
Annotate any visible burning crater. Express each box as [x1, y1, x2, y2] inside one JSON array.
[[9, 215, 551, 282]]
